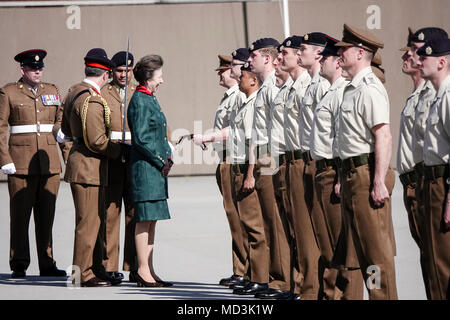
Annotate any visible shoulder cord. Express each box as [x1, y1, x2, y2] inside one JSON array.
[[80, 89, 112, 153]]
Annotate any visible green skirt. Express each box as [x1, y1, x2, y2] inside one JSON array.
[[134, 199, 171, 222]]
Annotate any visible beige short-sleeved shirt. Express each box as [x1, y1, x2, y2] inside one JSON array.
[[411, 80, 436, 165], [212, 84, 245, 161], [252, 71, 279, 146], [396, 80, 426, 174], [284, 71, 311, 151], [423, 75, 450, 167], [228, 91, 257, 164], [310, 76, 348, 160], [299, 71, 330, 152], [270, 77, 293, 157], [338, 66, 390, 160]]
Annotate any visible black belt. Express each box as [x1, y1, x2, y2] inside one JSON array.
[[414, 161, 425, 177], [232, 163, 249, 175], [285, 149, 303, 162], [341, 153, 373, 173], [424, 164, 449, 181], [301, 150, 312, 163], [399, 170, 418, 186], [316, 158, 338, 173]]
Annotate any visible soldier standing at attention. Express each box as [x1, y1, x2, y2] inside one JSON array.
[[0, 49, 66, 278], [101, 51, 137, 284], [416, 37, 450, 300], [62, 48, 124, 287], [336, 24, 397, 300]]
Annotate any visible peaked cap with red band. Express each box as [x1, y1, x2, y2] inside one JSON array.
[[84, 48, 115, 71]]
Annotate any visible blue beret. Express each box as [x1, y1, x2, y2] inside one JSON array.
[[279, 35, 303, 51], [319, 35, 340, 56], [417, 38, 450, 57], [302, 32, 328, 47], [231, 48, 250, 62], [111, 51, 134, 68], [249, 38, 280, 52], [14, 49, 47, 69], [411, 27, 448, 43]]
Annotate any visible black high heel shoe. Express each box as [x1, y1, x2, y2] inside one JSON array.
[[135, 273, 164, 288], [157, 280, 173, 287]]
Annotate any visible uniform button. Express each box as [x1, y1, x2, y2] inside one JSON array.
[[37, 110, 40, 113], [35, 98, 39, 102]]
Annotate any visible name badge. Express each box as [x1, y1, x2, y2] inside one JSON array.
[[41, 94, 61, 106]]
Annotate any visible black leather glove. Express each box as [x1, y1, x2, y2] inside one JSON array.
[[120, 142, 131, 162], [161, 156, 174, 177]]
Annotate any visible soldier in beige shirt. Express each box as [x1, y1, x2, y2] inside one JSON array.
[[416, 38, 450, 300], [336, 24, 397, 300], [310, 37, 363, 300]]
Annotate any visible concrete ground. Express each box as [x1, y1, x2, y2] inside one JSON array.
[[0, 174, 427, 300]]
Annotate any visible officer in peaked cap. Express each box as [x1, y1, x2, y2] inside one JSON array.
[[101, 50, 137, 284], [416, 37, 450, 300], [216, 54, 232, 72], [0, 49, 66, 278], [62, 47, 124, 287], [336, 24, 398, 300], [371, 52, 386, 83], [400, 27, 416, 52], [230, 48, 250, 82]]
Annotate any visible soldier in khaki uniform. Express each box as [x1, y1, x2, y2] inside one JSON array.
[[0, 49, 66, 278], [62, 48, 124, 287], [396, 27, 433, 298], [416, 38, 450, 300], [211, 53, 248, 287], [101, 51, 137, 283], [280, 35, 315, 299], [310, 37, 363, 300], [247, 38, 292, 298], [336, 24, 397, 300]]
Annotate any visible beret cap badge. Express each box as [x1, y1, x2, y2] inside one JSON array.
[[244, 62, 250, 68], [418, 32, 425, 41], [286, 40, 291, 47], [249, 44, 254, 51], [304, 34, 309, 41], [425, 46, 432, 55], [232, 51, 237, 57]]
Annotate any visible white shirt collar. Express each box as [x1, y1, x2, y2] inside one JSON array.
[[83, 78, 102, 93]]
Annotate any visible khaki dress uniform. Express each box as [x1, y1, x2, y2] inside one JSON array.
[[213, 84, 248, 278], [228, 91, 269, 284], [252, 71, 291, 291], [310, 76, 363, 300], [397, 80, 432, 296], [0, 80, 62, 274], [422, 74, 450, 300], [269, 76, 294, 292], [338, 66, 397, 300], [284, 70, 323, 299], [62, 81, 122, 283], [101, 82, 137, 273]]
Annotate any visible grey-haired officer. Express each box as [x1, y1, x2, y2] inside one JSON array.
[[0, 49, 66, 279], [336, 24, 397, 300], [416, 38, 450, 300], [247, 38, 293, 297], [310, 36, 363, 300], [101, 51, 137, 283]]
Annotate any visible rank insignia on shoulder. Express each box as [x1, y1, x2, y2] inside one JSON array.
[[41, 94, 61, 106]]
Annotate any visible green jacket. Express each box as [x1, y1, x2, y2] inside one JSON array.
[[128, 91, 171, 202]]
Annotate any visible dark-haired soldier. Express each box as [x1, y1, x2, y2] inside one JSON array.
[[0, 49, 67, 279]]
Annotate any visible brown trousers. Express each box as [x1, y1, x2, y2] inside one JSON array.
[[341, 164, 397, 300], [403, 179, 431, 298], [314, 166, 364, 300], [286, 158, 320, 299], [215, 163, 248, 277], [71, 183, 106, 283], [272, 162, 302, 292], [255, 161, 291, 291], [423, 176, 450, 300], [104, 157, 137, 272], [8, 174, 60, 272], [231, 165, 269, 284]]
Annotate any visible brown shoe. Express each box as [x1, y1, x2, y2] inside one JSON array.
[[81, 277, 111, 287]]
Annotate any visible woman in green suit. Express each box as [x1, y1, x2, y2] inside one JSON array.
[[128, 55, 173, 287]]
